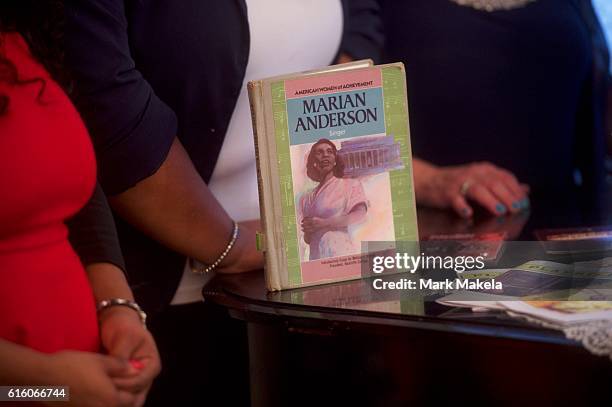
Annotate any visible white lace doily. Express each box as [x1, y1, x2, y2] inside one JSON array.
[[507, 311, 612, 360]]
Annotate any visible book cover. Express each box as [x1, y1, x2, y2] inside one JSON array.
[[535, 226, 612, 254], [438, 258, 612, 314], [249, 62, 418, 291]]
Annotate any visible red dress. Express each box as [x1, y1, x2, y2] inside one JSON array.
[[0, 33, 99, 354]]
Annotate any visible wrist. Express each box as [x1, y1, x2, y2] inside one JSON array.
[[413, 160, 440, 195], [86, 263, 133, 302], [416, 159, 439, 181], [36, 353, 62, 387], [25, 352, 53, 386], [325, 217, 339, 230], [193, 221, 239, 274], [97, 299, 147, 326], [218, 223, 247, 270], [98, 304, 142, 327]]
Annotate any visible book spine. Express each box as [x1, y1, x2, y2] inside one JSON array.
[[247, 80, 281, 291]]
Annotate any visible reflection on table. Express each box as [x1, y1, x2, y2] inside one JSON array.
[[203, 194, 612, 406]]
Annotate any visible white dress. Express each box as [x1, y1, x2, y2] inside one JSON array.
[[171, 0, 344, 304], [300, 176, 367, 260]]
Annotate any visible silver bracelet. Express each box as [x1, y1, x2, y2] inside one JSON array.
[[193, 221, 239, 274], [97, 298, 147, 326]]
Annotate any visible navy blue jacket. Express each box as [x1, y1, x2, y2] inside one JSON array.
[[66, 0, 383, 313], [381, 0, 609, 210]]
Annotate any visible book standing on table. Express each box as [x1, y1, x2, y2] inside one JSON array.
[[249, 60, 419, 291]]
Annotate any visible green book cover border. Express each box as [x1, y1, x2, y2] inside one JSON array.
[[382, 66, 419, 241], [272, 81, 302, 285]]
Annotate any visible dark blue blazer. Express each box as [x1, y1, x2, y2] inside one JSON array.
[[66, 0, 383, 313], [380, 0, 609, 209]]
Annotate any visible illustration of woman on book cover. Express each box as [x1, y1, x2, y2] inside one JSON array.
[[299, 139, 368, 261]]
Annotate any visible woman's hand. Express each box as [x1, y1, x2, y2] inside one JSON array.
[[301, 205, 366, 236], [301, 217, 329, 235], [43, 351, 138, 407], [1, 339, 137, 407], [414, 159, 529, 218], [99, 307, 161, 407], [85, 262, 160, 406]]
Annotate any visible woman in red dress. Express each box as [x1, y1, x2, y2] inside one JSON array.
[[0, 2, 160, 406]]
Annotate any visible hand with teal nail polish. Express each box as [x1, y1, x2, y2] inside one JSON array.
[[414, 158, 530, 218]]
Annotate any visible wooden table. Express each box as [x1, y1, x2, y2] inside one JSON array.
[[204, 194, 612, 406]]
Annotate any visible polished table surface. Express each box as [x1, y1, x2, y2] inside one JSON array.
[[203, 191, 612, 406], [204, 193, 611, 343]]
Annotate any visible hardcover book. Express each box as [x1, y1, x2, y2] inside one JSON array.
[[248, 60, 418, 291], [535, 226, 612, 254]]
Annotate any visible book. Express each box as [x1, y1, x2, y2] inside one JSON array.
[[535, 226, 612, 254], [248, 60, 418, 291], [437, 258, 612, 325]]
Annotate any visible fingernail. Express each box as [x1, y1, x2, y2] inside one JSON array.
[[495, 203, 507, 214], [512, 201, 521, 210], [129, 359, 145, 370], [520, 197, 530, 209]]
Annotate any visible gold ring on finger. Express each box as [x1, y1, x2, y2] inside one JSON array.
[[459, 180, 473, 196]]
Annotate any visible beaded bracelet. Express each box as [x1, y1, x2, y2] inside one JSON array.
[[193, 221, 239, 274], [97, 298, 147, 326]]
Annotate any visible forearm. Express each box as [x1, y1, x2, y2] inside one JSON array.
[[0, 339, 49, 385], [412, 157, 438, 195], [86, 263, 134, 303], [109, 137, 236, 266], [85, 263, 146, 341], [328, 206, 367, 229], [67, 183, 126, 273]]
